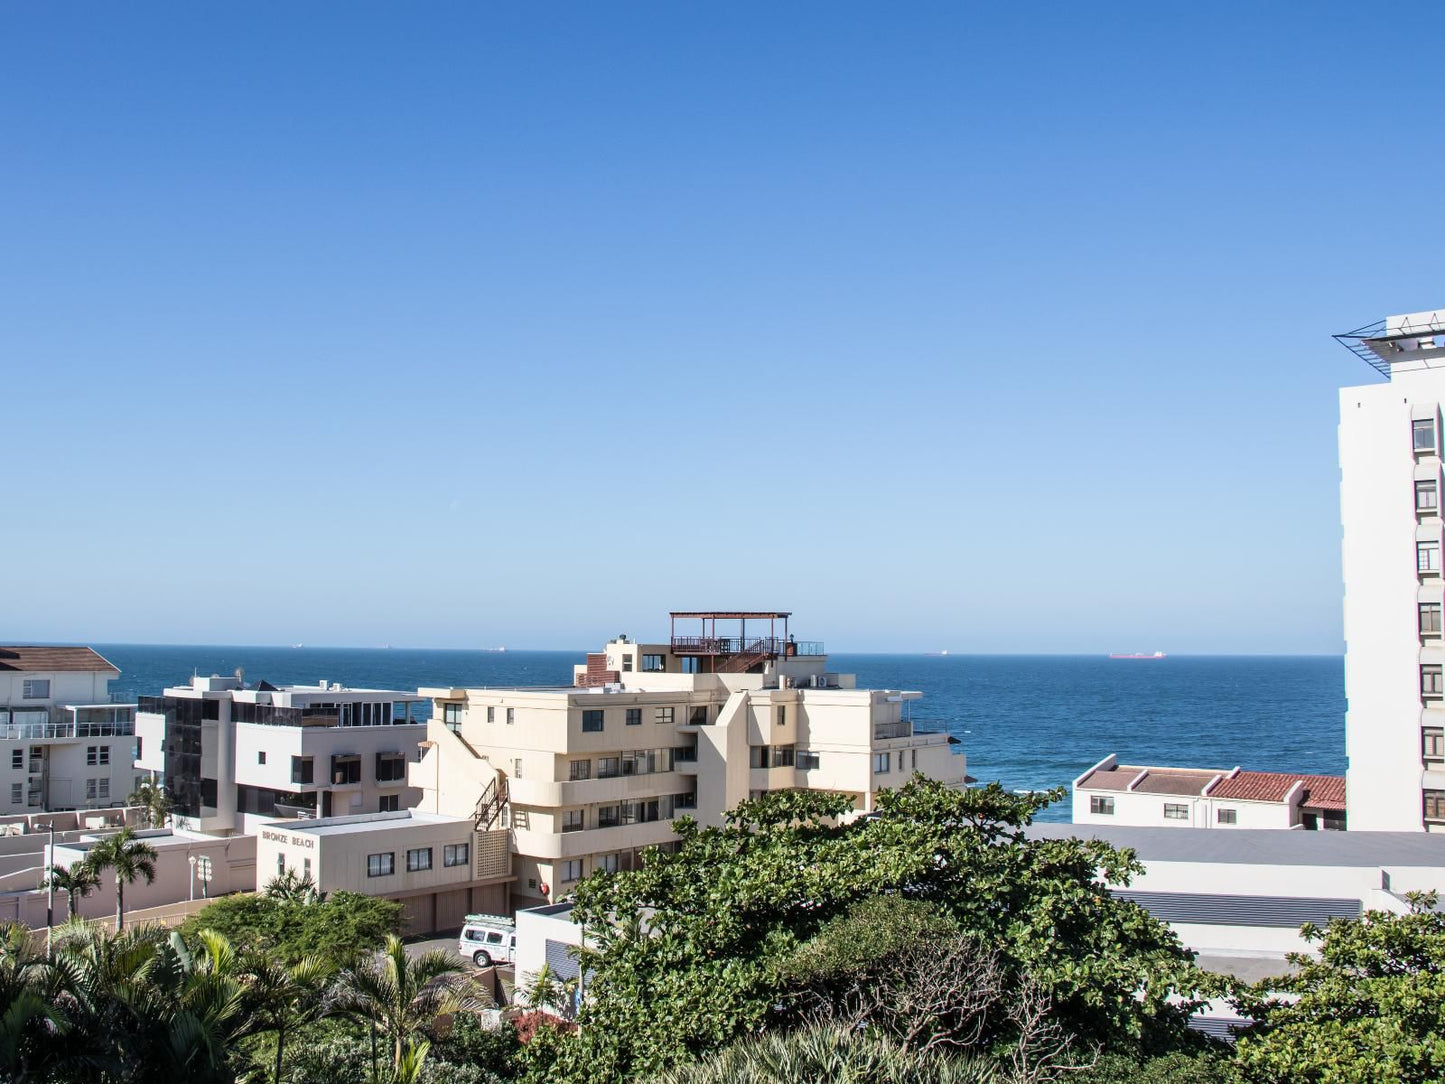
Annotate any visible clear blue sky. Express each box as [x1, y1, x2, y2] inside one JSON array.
[[2, 2, 1436, 653]]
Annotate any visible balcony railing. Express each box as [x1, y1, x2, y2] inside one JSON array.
[[673, 747, 698, 763], [873, 721, 914, 740], [0, 720, 136, 741]]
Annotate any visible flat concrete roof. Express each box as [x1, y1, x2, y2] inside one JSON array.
[[264, 810, 470, 837], [1028, 823, 1445, 868]]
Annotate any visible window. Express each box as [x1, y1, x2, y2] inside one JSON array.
[[1420, 540, 1441, 574], [291, 756, 314, 785], [1090, 795, 1115, 815], [86, 746, 110, 766], [444, 843, 470, 867], [569, 759, 591, 781], [303, 857, 311, 877], [506, 708, 515, 725], [21, 680, 48, 699], [689, 706, 707, 725], [10, 750, 20, 770], [512, 757, 523, 779], [406, 847, 432, 872], [486, 706, 495, 723], [598, 805, 620, 828], [367, 853, 395, 877], [443, 703, 463, 728], [642, 654, 665, 672], [775, 706, 786, 727], [873, 752, 891, 774], [559, 859, 583, 883], [582, 710, 604, 733], [1422, 603, 1443, 637], [331, 756, 361, 784], [1415, 418, 1438, 453], [379, 794, 400, 812], [622, 656, 633, 672], [654, 707, 675, 724], [375, 753, 406, 782], [86, 778, 109, 801], [598, 853, 620, 874], [796, 751, 820, 770], [772, 745, 795, 767], [1423, 728, 1445, 760], [626, 708, 642, 726], [9, 784, 20, 804], [1163, 803, 1188, 820], [277, 854, 286, 877], [561, 809, 585, 832], [1425, 790, 1445, 821], [598, 756, 620, 779], [1419, 479, 1439, 512], [622, 749, 657, 775], [1217, 808, 1238, 825], [1423, 665, 1444, 697]]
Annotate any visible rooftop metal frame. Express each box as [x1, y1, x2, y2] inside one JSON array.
[[1334, 312, 1445, 379]]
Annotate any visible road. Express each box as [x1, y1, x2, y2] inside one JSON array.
[[404, 929, 516, 1003]]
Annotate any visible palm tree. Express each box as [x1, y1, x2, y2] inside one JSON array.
[[41, 862, 102, 919], [85, 828, 158, 931], [241, 951, 334, 1084], [126, 778, 174, 829], [329, 933, 487, 1074], [262, 867, 320, 905], [0, 921, 71, 1080]]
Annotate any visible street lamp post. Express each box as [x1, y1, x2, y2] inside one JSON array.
[[188, 855, 197, 902], [37, 822, 54, 958]]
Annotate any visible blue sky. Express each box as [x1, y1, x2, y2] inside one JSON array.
[[2, 2, 1438, 653]]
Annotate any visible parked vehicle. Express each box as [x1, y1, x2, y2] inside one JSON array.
[[459, 913, 516, 966]]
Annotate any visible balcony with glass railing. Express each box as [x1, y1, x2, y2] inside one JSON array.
[[0, 704, 136, 742]]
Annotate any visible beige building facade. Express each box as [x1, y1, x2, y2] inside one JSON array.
[[412, 613, 968, 909], [253, 810, 511, 934]]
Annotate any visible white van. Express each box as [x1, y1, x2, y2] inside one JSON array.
[[458, 914, 517, 967]]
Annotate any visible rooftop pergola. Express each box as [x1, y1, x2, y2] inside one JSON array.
[[669, 611, 792, 660]]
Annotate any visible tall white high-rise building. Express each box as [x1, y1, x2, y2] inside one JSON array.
[[1337, 308, 1445, 831]]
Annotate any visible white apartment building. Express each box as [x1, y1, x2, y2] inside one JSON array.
[[0, 647, 139, 814], [1337, 308, 1445, 831], [136, 674, 428, 835], [412, 611, 968, 909], [1072, 755, 1346, 830]]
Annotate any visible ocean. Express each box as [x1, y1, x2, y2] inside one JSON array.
[[97, 646, 1345, 824]]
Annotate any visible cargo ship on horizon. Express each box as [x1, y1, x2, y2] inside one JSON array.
[[1109, 651, 1167, 660]]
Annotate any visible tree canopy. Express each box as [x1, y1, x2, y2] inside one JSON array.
[[180, 886, 401, 968], [525, 778, 1218, 1081], [1233, 891, 1445, 1083]]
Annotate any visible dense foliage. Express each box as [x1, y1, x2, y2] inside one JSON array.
[[1233, 892, 1445, 1083], [651, 1021, 1001, 1084], [179, 887, 402, 967], [524, 778, 1219, 1081]]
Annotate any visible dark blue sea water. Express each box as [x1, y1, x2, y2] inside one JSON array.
[[96, 646, 1344, 824]]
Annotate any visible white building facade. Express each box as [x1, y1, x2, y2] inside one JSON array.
[[412, 612, 969, 910], [136, 675, 428, 835], [0, 647, 139, 815], [1338, 309, 1445, 831]]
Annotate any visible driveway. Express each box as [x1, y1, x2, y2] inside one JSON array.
[[404, 929, 515, 1004]]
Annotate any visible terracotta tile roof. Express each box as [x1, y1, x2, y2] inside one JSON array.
[[0, 647, 119, 674], [1207, 771, 1346, 811]]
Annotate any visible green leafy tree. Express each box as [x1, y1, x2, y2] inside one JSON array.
[[528, 779, 1215, 1081], [1233, 892, 1445, 1083], [85, 828, 158, 931], [182, 890, 401, 968], [262, 868, 320, 905], [126, 778, 175, 829], [329, 933, 488, 1075], [41, 862, 102, 920]]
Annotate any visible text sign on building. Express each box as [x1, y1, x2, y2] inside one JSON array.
[[259, 829, 316, 849]]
